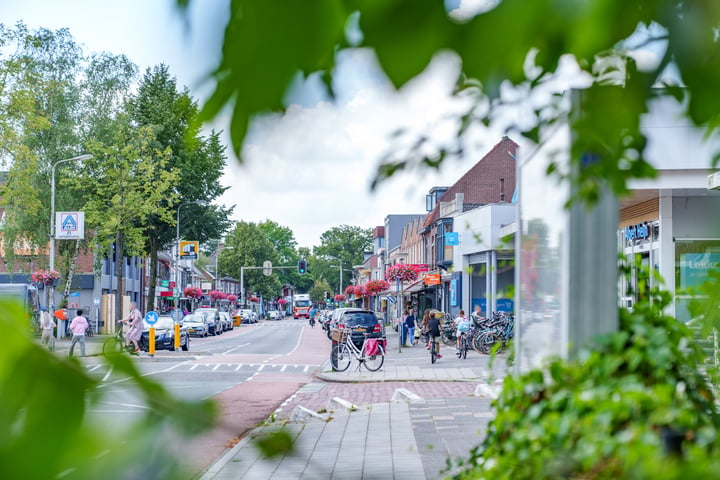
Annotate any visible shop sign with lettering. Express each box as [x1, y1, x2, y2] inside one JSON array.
[[624, 223, 650, 242]]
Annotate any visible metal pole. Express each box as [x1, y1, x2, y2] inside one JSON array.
[[339, 260, 342, 296], [50, 154, 92, 339], [240, 266, 245, 306]]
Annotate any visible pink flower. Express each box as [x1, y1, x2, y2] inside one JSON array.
[[385, 264, 420, 283], [334, 294, 347, 302]]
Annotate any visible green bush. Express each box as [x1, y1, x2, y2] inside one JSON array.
[[0, 298, 217, 479], [453, 265, 720, 479]]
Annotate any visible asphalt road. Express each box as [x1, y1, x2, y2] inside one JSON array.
[[82, 319, 329, 474]]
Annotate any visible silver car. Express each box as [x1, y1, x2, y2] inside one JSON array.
[[182, 313, 209, 337]]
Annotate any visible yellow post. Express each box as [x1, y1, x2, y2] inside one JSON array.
[[149, 327, 155, 356], [174, 323, 180, 350]]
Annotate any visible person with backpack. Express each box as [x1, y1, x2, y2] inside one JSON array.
[[452, 309, 472, 351], [427, 311, 442, 359], [39, 307, 56, 351]]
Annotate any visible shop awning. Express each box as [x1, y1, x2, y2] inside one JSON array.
[[403, 279, 425, 293]]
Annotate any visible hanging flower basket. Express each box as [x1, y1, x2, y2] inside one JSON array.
[[353, 285, 368, 297], [365, 279, 390, 295], [334, 294, 347, 302], [183, 286, 203, 299], [32, 269, 60, 286], [208, 290, 227, 301], [227, 294, 238, 303], [277, 298, 288, 305], [385, 264, 420, 283], [345, 285, 355, 295], [249, 296, 260, 303]]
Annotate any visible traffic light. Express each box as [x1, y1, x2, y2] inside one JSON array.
[[297, 259, 307, 275]]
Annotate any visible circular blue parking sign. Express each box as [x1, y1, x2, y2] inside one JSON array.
[[145, 310, 159, 325]]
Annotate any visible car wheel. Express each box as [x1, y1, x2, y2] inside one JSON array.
[[182, 336, 190, 351]]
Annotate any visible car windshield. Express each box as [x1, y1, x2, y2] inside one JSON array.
[[342, 312, 378, 327], [295, 300, 310, 307], [145, 316, 174, 330], [183, 314, 203, 323]]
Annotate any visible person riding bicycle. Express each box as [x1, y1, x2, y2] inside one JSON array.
[[453, 309, 471, 351], [308, 305, 317, 326], [120, 301, 143, 354], [471, 305, 484, 327], [427, 311, 442, 359]]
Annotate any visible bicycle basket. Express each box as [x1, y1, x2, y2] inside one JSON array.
[[331, 328, 349, 343]]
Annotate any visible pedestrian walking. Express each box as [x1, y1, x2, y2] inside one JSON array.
[[403, 308, 416, 347], [39, 307, 56, 351], [121, 302, 143, 354], [68, 309, 89, 357]]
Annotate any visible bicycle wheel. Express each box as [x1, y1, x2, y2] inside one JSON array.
[[331, 343, 351, 372], [102, 336, 123, 355], [477, 331, 501, 354], [461, 340, 468, 359], [472, 333, 486, 353], [441, 331, 455, 346], [363, 345, 385, 372], [431, 341, 437, 364]]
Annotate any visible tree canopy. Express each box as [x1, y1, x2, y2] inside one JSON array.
[[181, 0, 720, 204]]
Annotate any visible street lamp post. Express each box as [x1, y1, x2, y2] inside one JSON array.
[[50, 154, 92, 338], [175, 201, 204, 316]]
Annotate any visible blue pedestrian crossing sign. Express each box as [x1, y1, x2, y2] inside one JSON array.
[[145, 311, 159, 325], [55, 211, 85, 240]]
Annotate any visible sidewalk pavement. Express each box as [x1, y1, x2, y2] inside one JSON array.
[[316, 327, 510, 383], [199, 328, 507, 480], [45, 334, 199, 361]]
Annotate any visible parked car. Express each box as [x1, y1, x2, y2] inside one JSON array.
[[239, 309, 258, 324], [197, 308, 220, 335], [218, 311, 233, 331], [182, 313, 209, 337], [325, 307, 364, 339], [334, 310, 385, 348], [267, 310, 280, 320], [139, 315, 190, 351]]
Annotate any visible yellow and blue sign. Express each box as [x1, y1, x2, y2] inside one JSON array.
[[179, 241, 199, 259]]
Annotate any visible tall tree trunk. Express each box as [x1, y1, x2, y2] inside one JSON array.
[[63, 239, 81, 302], [114, 232, 124, 328], [146, 235, 159, 313]]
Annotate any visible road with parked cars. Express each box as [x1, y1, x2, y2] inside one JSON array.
[[82, 316, 329, 473]]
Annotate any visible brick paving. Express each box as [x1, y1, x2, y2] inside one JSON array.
[[274, 381, 477, 418]]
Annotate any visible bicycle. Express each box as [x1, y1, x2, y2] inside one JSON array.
[[331, 329, 385, 372], [102, 323, 139, 356], [430, 334, 438, 364], [456, 330, 472, 359]]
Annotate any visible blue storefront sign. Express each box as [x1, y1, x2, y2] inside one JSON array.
[[445, 232, 459, 246], [472, 298, 514, 314]]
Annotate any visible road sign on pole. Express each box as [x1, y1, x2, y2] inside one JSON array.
[[263, 260, 272, 276], [145, 311, 159, 325]]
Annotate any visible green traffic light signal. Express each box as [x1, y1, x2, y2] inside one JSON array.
[[297, 259, 307, 274]]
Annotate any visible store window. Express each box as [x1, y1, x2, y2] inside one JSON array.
[[675, 239, 720, 323]]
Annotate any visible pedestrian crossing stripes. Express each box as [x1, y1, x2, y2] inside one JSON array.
[[85, 362, 319, 377]]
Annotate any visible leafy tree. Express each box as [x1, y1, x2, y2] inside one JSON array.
[[81, 117, 179, 323], [309, 278, 332, 303], [313, 225, 372, 293], [257, 219, 309, 291], [181, 0, 720, 202], [220, 221, 281, 301], [0, 24, 139, 297], [126, 64, 233, 311]]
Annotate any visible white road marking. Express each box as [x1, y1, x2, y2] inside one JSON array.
[[212, 364, 220, 371], [280, 365, 287, 372], [222, 342, 251, 355], [102, 401, 149, 410], [285, 323, 306, 356], [258, 365, 265, 371], [303, 365, 309, 373], [102, 367, 114, 382], [190, 364, 198, 371], [87, 365, 102, 373], [99, 360, 190, 387], [235, 364, 244, 371]]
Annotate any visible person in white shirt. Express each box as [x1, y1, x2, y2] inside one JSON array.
[[69, 309, 89, 357], [39, 308, 56, 351]]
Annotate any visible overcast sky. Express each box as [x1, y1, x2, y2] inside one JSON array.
[[3, 0, 520, 249]]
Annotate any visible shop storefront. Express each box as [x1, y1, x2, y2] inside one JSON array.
[[619, 189, 720, 322]]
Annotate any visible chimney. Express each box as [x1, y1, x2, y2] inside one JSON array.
[[500, 178, 505, 202]]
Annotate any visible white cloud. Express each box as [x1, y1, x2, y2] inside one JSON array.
[[218, 50, 501, 248]]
